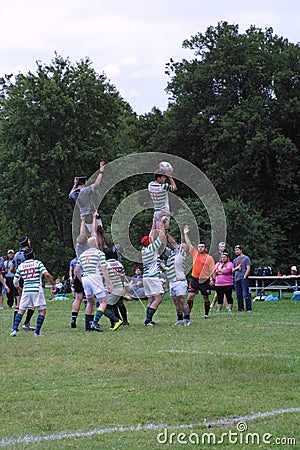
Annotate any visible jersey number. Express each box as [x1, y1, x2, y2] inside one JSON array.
[[24, 268, 35, 279]]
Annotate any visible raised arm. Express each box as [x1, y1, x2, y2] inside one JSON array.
[[69, 177, 79, 195], [80, 216, 86, 235], [158, 217, 167, 243], [93, 161, 106, 189], [92, 212, 99, 237], [168, 175, 177, 191], [183, 225, 192, 250], [167, 233, 178, 249], [149, 218, 158, 242]]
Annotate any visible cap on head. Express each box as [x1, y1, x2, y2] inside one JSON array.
[[19, 235, 29, 247], [24, 247, 35, 260], [141, 236, 151, 247], [7, 249, 14, 254], [235, 244, 242, 250]]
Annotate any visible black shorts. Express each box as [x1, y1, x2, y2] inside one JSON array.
[[73, 278, 84, 294], [188, 277, 211, 296]]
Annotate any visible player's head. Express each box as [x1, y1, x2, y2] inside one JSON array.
[[197, 242, 207, 253], [19, 235, 30, 248], [104, 246, 115, 260], [218, 241, 226, 253], [234, 244, 243, 255], [77, 233, 87, 246], [24, 247, 35, 260], [221, 252, 229, 262], [77, 176, 87, 186], [154, 172, 166, 182], [141, 235, 152, 247], [87, 236, 98, 248]]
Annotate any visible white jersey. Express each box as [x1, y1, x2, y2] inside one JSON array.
[[166, 246, 186, 282], [148, 181, 175, 214], [142, 237, 162, 277], [14, 259, 48, 293]]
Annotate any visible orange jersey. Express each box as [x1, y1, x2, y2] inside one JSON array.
[[190, 246, 215, 279]]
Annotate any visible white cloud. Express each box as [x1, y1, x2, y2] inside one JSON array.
[[1, 0, 300, 114]]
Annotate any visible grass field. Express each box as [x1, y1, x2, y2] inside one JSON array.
[[0, 291, 299, 449]]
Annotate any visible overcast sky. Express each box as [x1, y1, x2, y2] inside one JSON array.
[[2, 0, 300, 115]]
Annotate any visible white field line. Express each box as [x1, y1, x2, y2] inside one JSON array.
[[157, 349, 300, 359], [0, 408, 299, 447]]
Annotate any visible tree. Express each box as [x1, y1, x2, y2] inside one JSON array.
[[0, 54, 133, 273], [162, 22, 300, 269]]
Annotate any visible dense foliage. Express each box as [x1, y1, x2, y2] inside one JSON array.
[[0, 23, 299, 276]]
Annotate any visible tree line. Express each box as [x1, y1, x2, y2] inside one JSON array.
[[0, 23, 299, 276]]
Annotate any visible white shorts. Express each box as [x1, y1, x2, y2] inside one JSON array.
[[154, 211, 170, 228], [85, 218, 102, 232], [82, 274, 106, 299], [107, 287, 125, 306], [170, 280, 188, 297], [19, 287, 46, 311], [143, 277, 164, 297]]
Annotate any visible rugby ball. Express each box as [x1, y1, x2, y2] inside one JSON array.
[[158, 161, 173, 175]]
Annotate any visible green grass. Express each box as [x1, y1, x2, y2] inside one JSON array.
[[0, 292, 299, 449]]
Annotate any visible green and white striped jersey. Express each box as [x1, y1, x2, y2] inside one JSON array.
[[148, 181, 175, 212], [78, 248, 107, 276], [142, 237, 162, 277], [106, 259, 125, 289], [14, 259, 48, 293], [166, 246, 186, 282]]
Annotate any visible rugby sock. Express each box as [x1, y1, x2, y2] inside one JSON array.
[[85, 314, 93, 331], [12, 313, 23, 331], [117, 302, 128, 322], [104, 309, 119, 324], [71, 311, 78, 323], [184, 312, 190, 320], [111, 305, 121, 320], [177, 312, 184, 321], [94, 310, 104, 324], [35, 314, 45, 335], [204, 300, 210, 316], [13, 307, 18, 322], [146, 307, 156, 322], [24, 308, 34, 325]]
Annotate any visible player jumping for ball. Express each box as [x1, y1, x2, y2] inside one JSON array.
[[148, 165, 177, 230]]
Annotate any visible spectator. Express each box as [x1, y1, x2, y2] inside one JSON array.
[[126, 266, 146, 300], [213, 252, 234, 313], [3, 249, 17, 308], [210, 241, 229, 310], [233, 245, 252, 312], [54, 278, 64, 295]]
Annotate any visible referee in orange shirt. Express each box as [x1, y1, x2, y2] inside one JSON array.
[[183, 225, 215, 319]]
